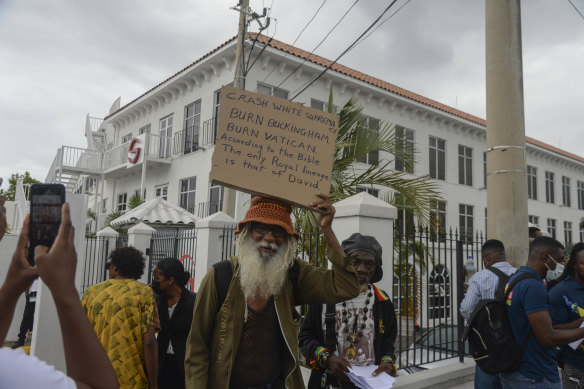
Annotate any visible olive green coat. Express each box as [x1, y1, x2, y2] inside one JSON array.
[[184, 250, 359, 389]]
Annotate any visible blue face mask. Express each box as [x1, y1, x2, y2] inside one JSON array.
[[545, 254, 564, 281]]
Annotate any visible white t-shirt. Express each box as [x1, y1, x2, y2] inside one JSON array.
[[0, 348, 76, 388]]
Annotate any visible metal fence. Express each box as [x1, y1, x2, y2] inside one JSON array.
[[82, 236, 110, 293], [148, 229, 197, 291]]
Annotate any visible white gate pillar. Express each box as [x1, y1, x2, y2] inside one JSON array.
[[128, 222, 155, 284], [194, 212, 237, 292], [332, 193, 397, 294]]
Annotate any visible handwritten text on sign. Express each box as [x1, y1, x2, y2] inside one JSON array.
[[210, 86, 339, 208]]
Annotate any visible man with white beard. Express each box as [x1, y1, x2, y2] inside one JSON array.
[[185, 194, 360, 389]]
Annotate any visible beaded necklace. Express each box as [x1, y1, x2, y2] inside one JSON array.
[[340, 285, 373, 359]]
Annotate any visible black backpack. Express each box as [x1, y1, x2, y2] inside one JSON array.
[[212, 258, 300, 312], [461, 269, 538, 374]]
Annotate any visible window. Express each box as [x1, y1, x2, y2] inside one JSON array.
[[117, 193, 127, 212], [430, 200, 446, 240], [121, 133, 132, 144], [257, 82, 289, 99], [547, 218, 557, 240], [101, 198, 108, 214], [356, 116, 380, 165], [458, 145, 473, 186], [183, 101, 201, 154], [562, 176, 571, 207], [428, 264, 450, 319], [528, 215, 539, 226], [139, 124, 151, 135], [459, 204, 474, 242], [132, 188, 145, 201], [357, 187, 379, 197], [209, 184, 224, 215], [155, 184, 168, 200], [395, 195, 414, 235], [159, 115, 173, 158], [564, 221, 573, 246], [310, 99, 338, 113], [395, 126, 415, 173], [179, 177, 196, 214], [580, 226, 584, 242], [578, 181, 584, 210], [545, 171, 555, 203], [429, 136, 446, 180], [527, 166, 538, 200], [213, 89, 221, 141]]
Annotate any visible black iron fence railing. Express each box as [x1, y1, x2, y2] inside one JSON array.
[[82, 236, 110, 293], [147, 229, 197, 291]]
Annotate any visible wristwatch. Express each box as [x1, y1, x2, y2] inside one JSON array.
[[319, 351, 331, 369]]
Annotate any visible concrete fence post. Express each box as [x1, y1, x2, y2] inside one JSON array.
[[127, 222, 156, 284], [194, 212, 237, 292], [332, 192, 397, 295]]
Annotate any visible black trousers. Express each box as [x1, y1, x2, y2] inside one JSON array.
[[158, 353, 185, 389], [17, 299, 35, 342]]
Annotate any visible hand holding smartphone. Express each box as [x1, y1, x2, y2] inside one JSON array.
[[28, 184, 65, 265]]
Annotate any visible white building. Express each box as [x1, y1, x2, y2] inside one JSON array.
[[45, 34, 584, 247]]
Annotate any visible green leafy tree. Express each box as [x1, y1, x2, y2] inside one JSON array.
[[104, 210, 126, 235], [128, 193, 144, 210], [0, 172, 41, 201], [294, 92, 443, 233]]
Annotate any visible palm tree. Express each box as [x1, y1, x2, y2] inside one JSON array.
[[294, 91, 443, 233]]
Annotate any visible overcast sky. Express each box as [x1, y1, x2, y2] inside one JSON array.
[[1, 0, 583, 189]]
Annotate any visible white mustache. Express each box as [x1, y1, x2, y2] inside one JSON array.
[[256, 240, 278, 251]]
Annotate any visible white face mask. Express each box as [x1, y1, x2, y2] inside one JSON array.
[[545, 254, 564, 281]]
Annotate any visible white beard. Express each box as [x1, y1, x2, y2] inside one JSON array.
[[236, 227, 296, 302]]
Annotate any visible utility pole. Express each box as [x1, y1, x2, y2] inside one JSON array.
[[485, 0, 528, 266], [222, 0, 249, 218]]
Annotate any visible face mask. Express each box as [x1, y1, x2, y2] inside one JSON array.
[[545, 254, 564, 281], [151, 280, 163, 295]]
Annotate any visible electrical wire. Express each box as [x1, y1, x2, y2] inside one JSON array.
[[567, 0, 584, 20], [261, 0, 328, 83], [245, 19, 278, 75], [275, 0, 359, 89], [353, 0, 412, 48], [290, 0, 399, 101]]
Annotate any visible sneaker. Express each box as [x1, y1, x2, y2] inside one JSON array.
[[11, 340, 25, 349]]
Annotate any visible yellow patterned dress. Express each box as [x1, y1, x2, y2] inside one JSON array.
[[82, 278, 160, 389]]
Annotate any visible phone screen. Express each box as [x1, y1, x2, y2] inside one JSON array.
[[29, 184, 65, 265]]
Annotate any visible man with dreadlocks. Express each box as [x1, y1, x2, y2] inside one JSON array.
[[185, 194, 360, 389], [549, 242, 584, 388]]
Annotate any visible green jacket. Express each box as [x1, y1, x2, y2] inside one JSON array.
[[185, 249, 359, 389]]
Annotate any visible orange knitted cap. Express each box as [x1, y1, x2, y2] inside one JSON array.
[[235, 196, 300, 239]]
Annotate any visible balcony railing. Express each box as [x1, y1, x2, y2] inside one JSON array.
[[196, 200, 222, 218], [103, 141, 130, 170], [201, 117, 218, 148], [173, 126, 200, 156]]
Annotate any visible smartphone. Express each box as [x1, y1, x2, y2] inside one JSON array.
[[28, 184, 65, 265]]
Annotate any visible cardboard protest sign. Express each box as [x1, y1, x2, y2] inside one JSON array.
[[210, 85, 339, 210]]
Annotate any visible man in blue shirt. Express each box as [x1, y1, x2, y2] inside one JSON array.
[[549, 242, 584, 388], [502, 237, 584, 389], [460, 239, 515, 389]]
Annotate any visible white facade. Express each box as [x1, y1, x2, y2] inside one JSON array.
[[46, 35, 584, 246]]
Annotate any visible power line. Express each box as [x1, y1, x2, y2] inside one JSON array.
[[245, 19, 278, 75], [261, 0, 328, 83], [290, 0, 400, 101], [353, 0, 412, 48], [567, 0, 584, 20], [275, 0, 359, 89]]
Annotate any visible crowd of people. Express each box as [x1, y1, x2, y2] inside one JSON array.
[[0, 194, 397, 389], [7, 189, 584, 389], [461, 236, 584, 389]]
